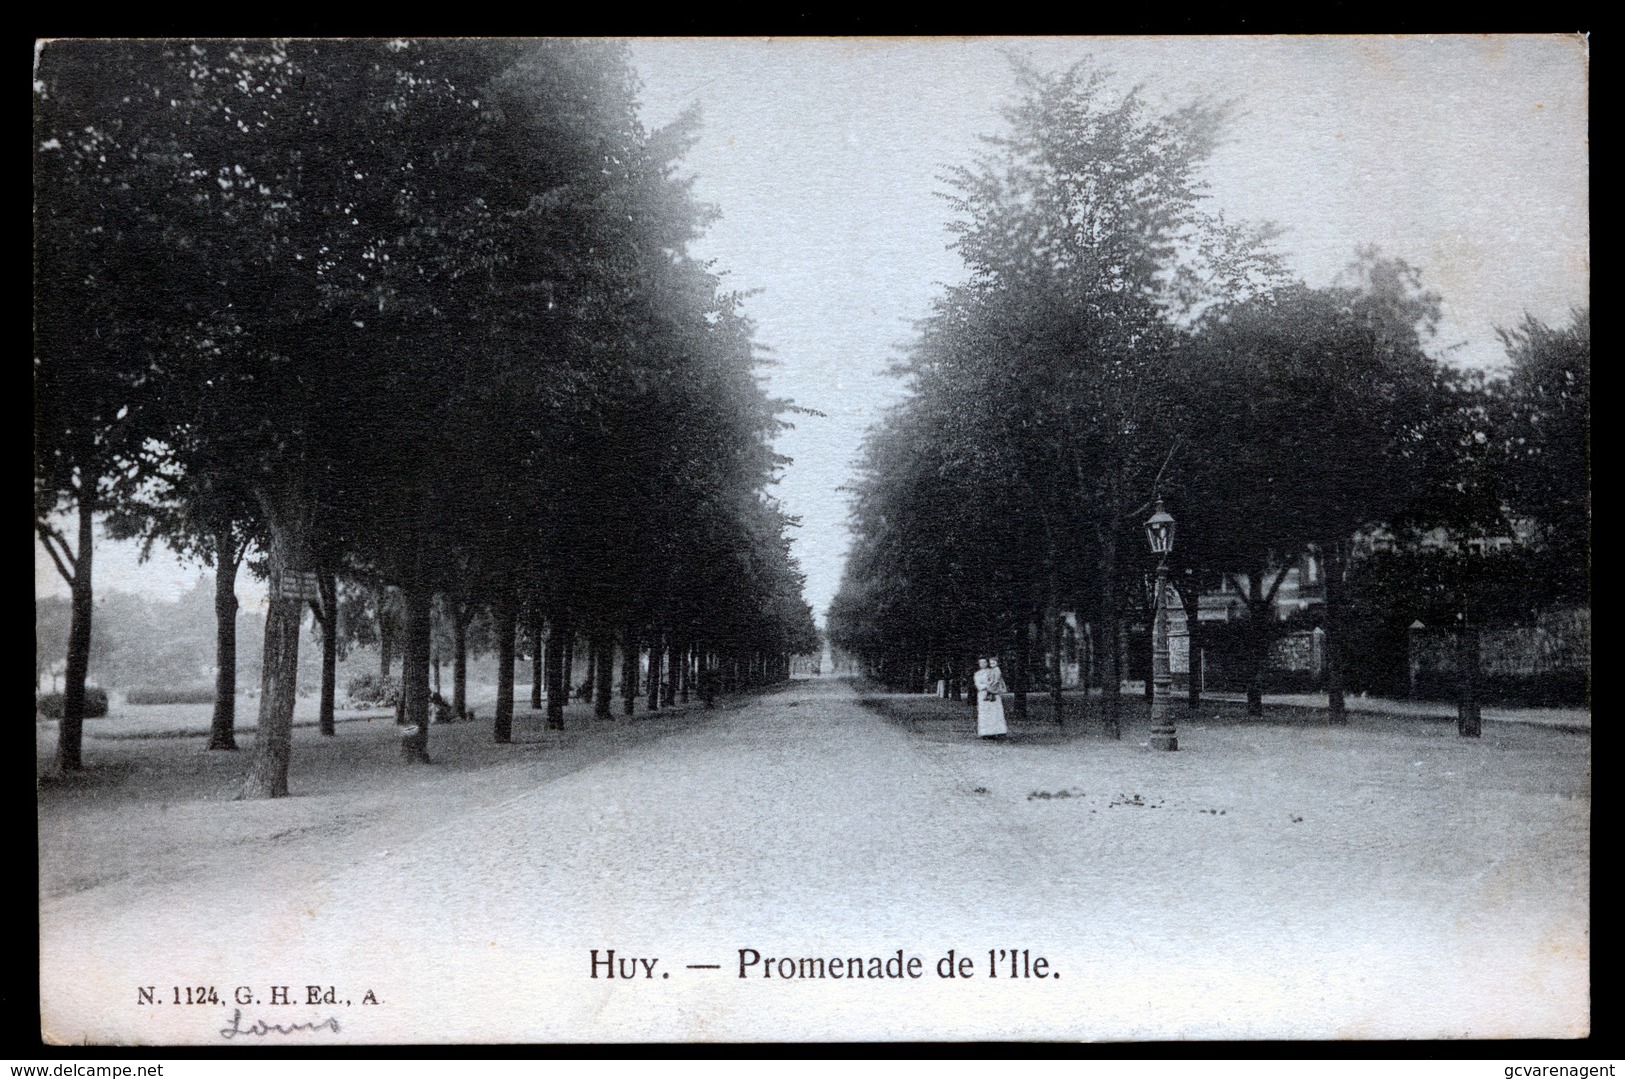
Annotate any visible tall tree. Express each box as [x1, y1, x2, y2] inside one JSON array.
[[835, 58, 1270, 722], [1174, 256, 1449, 717], [1495, 307, 1590, 601], [35, 41, 168, 770]]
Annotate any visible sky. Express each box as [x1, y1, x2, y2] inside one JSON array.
[[36, 35, 1589, 627]]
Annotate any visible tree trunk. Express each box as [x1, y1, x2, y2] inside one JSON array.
[[1246, 662, 1265, 716], [531, 611, 544, 710], [400, 579, 433, 762], [493, 588, 516, 744], [679, 641, 691, 703], [1458, 618, 1482, 738], [1099, 530, 1120, 703], [546, 617, 567, 730], [1108, 620, 1126, 739], [1097, 530, 1122, 740], [1012, 616, 1030, 721], [1323, 545, 1347, 725], [563, 635, 576, 701], [452, 612, 468, 720], [1085, 620, 1098, 705], [621, 625, 637, 716], [1050, 608, 1064, 724], [647, 630, 662, 712], [699, 648, 718, 707], [594, 633, 614, 720], [377, 587, 394, 680], [56, 491, 97, 772], [1246, 573, 1266, 717], [665, 640, 679, 705], [209, 528, 240, 751], [317, 570, 337, 737], [582, 646, 596, 704], [1118, 620, 1132, 698], [240, 500, 311, 797]]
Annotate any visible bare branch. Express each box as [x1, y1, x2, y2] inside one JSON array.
[[1151, 436, 1182, 497], [1261, 563, 1291, 607], [36, 524, 77, 585]]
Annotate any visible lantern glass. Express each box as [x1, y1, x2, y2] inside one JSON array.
[[1144, 499, 1176, 556]]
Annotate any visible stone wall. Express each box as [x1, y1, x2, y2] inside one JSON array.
[[1198, 626, 1323, 693], [1409, 607, 1589, 705]]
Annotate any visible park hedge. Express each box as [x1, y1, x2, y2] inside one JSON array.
[[36, 688, 110, 719], [124, 685, 217, 705]]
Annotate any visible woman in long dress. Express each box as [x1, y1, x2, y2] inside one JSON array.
[[974, 657, 1008, 738]]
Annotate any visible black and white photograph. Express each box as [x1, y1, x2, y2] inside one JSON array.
[[34, 35, 1589, 1045]]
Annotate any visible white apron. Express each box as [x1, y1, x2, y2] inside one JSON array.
[[974, 667, 1008, 737]]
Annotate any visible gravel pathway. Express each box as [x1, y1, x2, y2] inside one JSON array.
[[39, 679, 1588, 1044]]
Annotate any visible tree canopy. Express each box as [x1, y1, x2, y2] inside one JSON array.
[[830, 58, 1579, 720], [35, 39, 817, 789]]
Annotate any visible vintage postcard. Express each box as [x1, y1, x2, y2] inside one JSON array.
[[35, 36, 1588, 1045]]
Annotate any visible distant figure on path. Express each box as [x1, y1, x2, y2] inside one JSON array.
[[974, 657, 1008, 739]]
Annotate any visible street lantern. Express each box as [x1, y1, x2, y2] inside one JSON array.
[[1144, 499, 1176, 556], [1145, 498, 1178, 751]]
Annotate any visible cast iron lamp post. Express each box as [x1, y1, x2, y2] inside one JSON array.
[[1145, 499, 1178, 751]]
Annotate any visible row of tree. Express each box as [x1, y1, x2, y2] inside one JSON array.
[[35, 40, 818, 796], [828, 61, 1588, 722]]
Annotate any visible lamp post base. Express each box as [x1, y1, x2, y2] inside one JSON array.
[[1149, 731, 1178, 752]]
